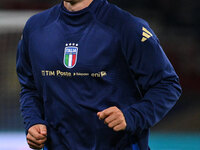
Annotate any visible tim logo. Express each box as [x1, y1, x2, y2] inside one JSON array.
[[63, 43, 78, 69]]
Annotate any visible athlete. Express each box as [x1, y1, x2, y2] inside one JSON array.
[[16, 0, 182, 149]]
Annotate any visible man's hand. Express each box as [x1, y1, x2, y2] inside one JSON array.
[[27, 124, 47, 149], [97, 106, 127, 132]]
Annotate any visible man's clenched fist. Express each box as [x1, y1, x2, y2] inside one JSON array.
[[27, 124, 47, 149], [97, 106, 127, 132]]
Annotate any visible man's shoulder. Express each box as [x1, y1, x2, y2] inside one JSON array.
[[99, 2, 150, 35], [24, 4, 60, 33]]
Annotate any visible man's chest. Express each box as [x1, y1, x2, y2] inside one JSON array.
[[28, 23, 122, 73]]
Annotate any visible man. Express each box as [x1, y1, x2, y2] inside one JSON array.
[[16, 0, 182, 149]]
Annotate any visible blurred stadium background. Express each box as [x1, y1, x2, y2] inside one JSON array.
[[0, 0, 199, 149]]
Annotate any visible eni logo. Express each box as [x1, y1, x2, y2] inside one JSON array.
[[101, 71, 107, 77], [91, 71, 107, 78], [63, 43, 78, 69]]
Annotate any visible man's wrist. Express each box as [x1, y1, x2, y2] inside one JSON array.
[[25, 119, 47, 134], [122, 108, 136, 134]]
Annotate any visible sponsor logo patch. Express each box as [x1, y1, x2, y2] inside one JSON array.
[[141, 27, 153, 42]]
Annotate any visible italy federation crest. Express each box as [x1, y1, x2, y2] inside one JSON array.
[[63, 43, 78, 68]]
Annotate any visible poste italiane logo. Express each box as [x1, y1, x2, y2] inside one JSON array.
[[63, 43, 78, 68]]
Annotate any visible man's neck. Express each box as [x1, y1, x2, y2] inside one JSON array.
[[64, 0, 93, 12]]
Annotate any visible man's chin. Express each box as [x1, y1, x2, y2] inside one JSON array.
[[63, 0, 73, 2], [63, 0, 79, 2]]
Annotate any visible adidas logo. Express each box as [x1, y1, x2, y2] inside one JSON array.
[[141, 27, 153, 42]]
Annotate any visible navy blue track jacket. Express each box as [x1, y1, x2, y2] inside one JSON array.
[[16, 0, 182, 149]]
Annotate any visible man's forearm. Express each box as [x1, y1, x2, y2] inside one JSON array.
[[122, 76, 181, 135]]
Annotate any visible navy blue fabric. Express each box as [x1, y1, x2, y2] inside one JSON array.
[[16, 0, 182, 149]]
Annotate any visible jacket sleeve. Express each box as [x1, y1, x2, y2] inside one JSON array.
[[16, 24, 47, 133], [121, 19, 182, 135]]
